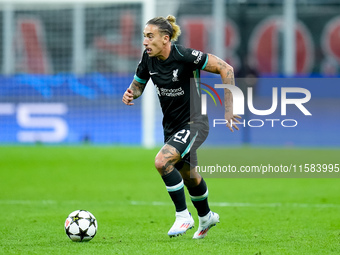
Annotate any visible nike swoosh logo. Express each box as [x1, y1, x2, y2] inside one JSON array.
[[149, 72, 158, 75]]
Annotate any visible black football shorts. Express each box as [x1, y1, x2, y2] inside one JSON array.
[[165, 119, 209, 169]]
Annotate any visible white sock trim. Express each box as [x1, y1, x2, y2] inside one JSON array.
[[166, 180, 184, 192], [190, 189, 208, 201]]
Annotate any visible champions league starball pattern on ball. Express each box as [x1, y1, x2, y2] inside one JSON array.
[[64, 210, 98, 242]]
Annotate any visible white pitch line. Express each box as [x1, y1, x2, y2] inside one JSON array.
[[0, 200, 57, 205], [129, 201, 340, 209], [1, 200, 340, 209]]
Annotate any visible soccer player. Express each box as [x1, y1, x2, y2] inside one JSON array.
[[122, 15, 241, 239]]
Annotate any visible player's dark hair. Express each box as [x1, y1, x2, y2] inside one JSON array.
[[147, 15, 181, 42]]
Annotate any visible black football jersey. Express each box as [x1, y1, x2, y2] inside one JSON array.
[[134, 44, 208, 138]]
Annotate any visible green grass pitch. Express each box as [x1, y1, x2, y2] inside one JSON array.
[[0, 146, 339, 254]]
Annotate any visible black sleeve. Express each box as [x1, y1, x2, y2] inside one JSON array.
[[134, 51, 150, 84], [173, 44, 208, 70]]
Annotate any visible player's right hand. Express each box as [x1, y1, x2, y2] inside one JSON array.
[[122, 88, 134, 106]]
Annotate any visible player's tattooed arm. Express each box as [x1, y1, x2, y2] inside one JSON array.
[[130, 79, 146, 99], [122, 79, 146, 106], [204, 54, 235, 85], [204, 53, 241, 132]]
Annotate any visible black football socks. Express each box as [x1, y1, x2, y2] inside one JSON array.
[[162, 170, 187, 212], [188, 178, 210, 217]]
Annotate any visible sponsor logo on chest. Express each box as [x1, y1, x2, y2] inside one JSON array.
[[155, 85, 184, 97]]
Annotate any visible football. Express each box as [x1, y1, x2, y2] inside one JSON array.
[[64, 210, 98, 242]]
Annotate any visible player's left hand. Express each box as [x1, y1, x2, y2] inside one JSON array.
[[225, 113, 242, 132], [122, 88, 135, 106]]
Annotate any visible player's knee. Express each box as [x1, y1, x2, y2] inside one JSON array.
[[154, 154, 167, 173], [180, 172, 199, 187], [154, 158, 163, 172], [154, 155, 177, 175], [180, 167, 201, 188]]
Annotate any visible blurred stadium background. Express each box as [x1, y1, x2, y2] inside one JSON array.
[[0, 0, 339, 147]]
